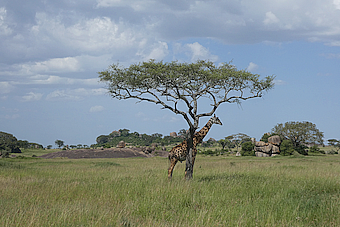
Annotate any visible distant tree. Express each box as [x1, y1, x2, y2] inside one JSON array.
[[309, 145, 323, 154], [99, 60, 274, 180], [151, 133, 163, 138], [226, 133, 251, 152], [96, 135, 109, 145], [260, 133, 271, 143], [241, 141, 255, 156], [77, 144, 83, 149], [328, 139, 340, 153], [46, 145, 52, 149], [119, 129, 130, 137], [55, 140, 64, 149], [70, 145, 77, 149], [17, 140, 29, 149], [0, 131, 21, 153], [218, 138, 231, 150], [271, 121, 324, 155]]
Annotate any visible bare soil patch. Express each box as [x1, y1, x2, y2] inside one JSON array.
[[39, 147, 169, 159]]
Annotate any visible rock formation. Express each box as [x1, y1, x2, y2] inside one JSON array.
[[116, 140, 126, 148], [254, 135, 281, 157], [170, 132, 177, 137]]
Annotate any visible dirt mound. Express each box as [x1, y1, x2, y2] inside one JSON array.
[[40, 147, 169, 159]]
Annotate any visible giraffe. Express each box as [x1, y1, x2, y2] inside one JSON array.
[[168, 115, 223, 179]]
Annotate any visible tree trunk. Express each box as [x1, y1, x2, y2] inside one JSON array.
[[185, 129, 195, 180]]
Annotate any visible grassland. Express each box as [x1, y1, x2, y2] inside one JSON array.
[[1, 150, 340, 226]]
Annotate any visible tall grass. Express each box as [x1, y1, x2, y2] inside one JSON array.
[[1, 154, 340, 226]]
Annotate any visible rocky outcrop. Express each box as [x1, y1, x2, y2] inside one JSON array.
[[116, 141, 126, 148], [254, 135, 281, 157], [170, 132, 177, 137]]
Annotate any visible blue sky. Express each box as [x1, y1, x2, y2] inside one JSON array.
[[1, 0, 340, 147]]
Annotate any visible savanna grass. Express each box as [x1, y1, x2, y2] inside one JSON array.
[[1, 154, 340, 226]]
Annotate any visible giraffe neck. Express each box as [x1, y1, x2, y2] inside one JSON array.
[[193, 119, 213, 145]]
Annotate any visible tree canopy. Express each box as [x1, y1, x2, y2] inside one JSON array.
[[271, 121, 324, 155], [99, 60, 275, 132]]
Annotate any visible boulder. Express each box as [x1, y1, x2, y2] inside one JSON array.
[[255, 141, 267, 147], [255, 152, 270, 157], [116, 141, 125, 148], [268, 135, 281, 146], [170, 132, 177, 137], [264, 143, 273, 153], [272, 145, 280, 154], [254, 146, 263, 152], [236, 152, 241, 156]]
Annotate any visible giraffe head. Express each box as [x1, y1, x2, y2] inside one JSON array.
[[210, 114, 223, 125]]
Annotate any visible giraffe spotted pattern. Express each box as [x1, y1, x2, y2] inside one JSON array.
[[168, 115, 222, 179]]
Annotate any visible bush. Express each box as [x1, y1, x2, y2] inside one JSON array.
[[309, 145, 322, 153], [201, 149, 224, 156], [240, 141, 255, 156], [280, 140, 295, 156]]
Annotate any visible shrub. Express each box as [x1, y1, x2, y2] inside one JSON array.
[[280, 140, 295, 156], [240, 141, 255, 156], [309, 145, 321, 153]]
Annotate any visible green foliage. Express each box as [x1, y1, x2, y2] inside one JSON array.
[[240, 141, 255, 156], [99, 60, 274, 133], [96, 129, 183, 147], [200, 149, 225, 156], [280, 140, 295, 156], [226, 133, 251, 152], [218, 138, 232, 150], [272, 121, 324, 155], [328, 139, 340, 153], [55, 140, 64, 149], [0, 131, 21, 154], [309, 145, 322, 153]]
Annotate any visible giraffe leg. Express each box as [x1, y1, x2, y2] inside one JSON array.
[[168, 158, 178, 179]]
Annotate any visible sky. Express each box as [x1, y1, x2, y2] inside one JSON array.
[[1, 0, 340, 147]]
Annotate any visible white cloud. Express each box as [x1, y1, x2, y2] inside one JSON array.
[[0, 81, 14, 94], [274, 79, 286, 85], [263, 12, 280, 25], [46, 88, 107, 101], [0, 7, 12, 36], [140, 41, 169, 61], [27, 75, 99, 86], [90, 105, 105, 112], [20, 57, 80, 74], [33, 13, 145, 54], [46, 90, 81, 101], [186, 42, 218, 62], [22, 92, 43, 102], [247, 62, 259, 72], [334, 0, 340, 9]]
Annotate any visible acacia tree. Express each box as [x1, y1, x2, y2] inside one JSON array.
[[99, 60, 274, 179], [225, 133, 251, 152], [55, 140, 64, 149], [271, 121, 324, 155]]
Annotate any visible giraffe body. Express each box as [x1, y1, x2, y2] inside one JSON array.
[[168, 115, 222, 179]]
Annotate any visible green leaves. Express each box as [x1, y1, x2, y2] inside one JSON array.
[[271, 121, 324, 154], [99, 60, 275, 129]]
